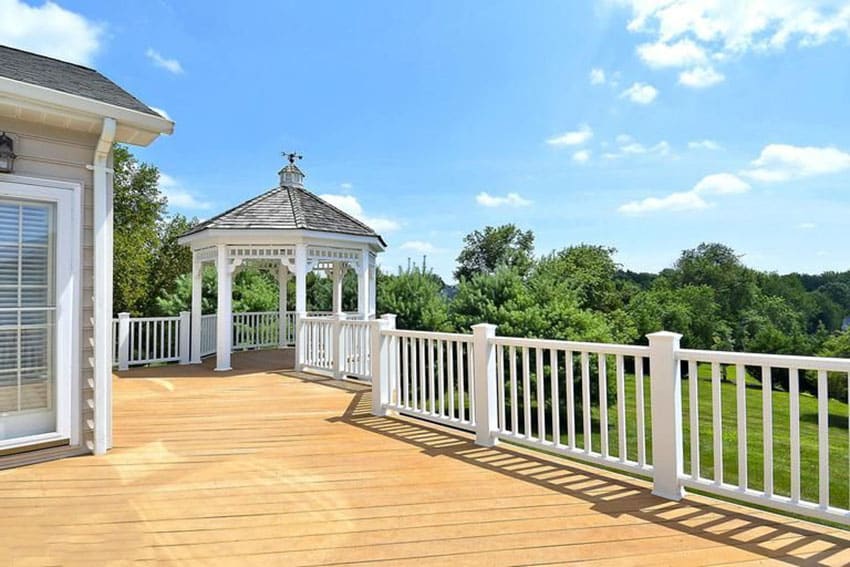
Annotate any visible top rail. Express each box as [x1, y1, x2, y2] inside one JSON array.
[[680, 347, 850, 372], [491, 335, 651, 356]]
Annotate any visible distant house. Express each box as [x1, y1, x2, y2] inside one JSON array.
[[842, 316, 850, 332], [0, 45, 172, 468]]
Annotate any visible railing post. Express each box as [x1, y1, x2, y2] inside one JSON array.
[[117, 312, 130, 371], [370, 316, 391, 416], [647, 331, 685, 500], [178, 311, 191, 365], [332, 313, 347, 380], [472, 323, 499, 447], [295, 312, 305, 372]]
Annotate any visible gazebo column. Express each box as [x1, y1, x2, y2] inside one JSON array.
[[332, 262, 345, 315], [357, 249, 370, 319], [190, 253, 203, 364], [278, 263, 290, 348], [215, 244, 233, 371], [295, 243, 308, 314], [369, 259, 377, 318]]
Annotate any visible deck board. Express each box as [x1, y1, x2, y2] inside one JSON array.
[[1, 350, 847, 565]]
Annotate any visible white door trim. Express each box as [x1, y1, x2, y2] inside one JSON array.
[[0, 174, 82, 448]]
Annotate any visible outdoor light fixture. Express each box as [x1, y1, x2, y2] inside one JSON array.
[[0, 132, 15, 173]]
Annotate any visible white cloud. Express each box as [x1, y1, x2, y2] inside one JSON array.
[[318, 193, 400, 232], [400, 240, 436, 254], [619, 191, 709, 215], [572, 149, 591, 164], [742, 144, 850, 182], [605, 136, 671, 160], [798, 222, 817, 229], [693, 173, 750, 195], [159, 173, 212, 211], [546, 124, 593, 146], [688, 139, 722, 150], [475, 192, 532, 208], [621, 82, 658, 104], [146, 48, 183, 74], [637, 39, 707, 68], [619, 1, 850, 88], [618, 172, 748, 215], [678, 66, 725, 88], [339, 182, 353, 190], [0, 0, 102, 66], [589, 68, 606, 85]]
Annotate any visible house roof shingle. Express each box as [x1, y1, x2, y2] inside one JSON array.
[[181, 184, 386, 246], [0, 44, 160, 116]]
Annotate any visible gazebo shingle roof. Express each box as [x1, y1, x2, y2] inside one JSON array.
[[181, 184, 386, 246], [0, 44, 161, 116]]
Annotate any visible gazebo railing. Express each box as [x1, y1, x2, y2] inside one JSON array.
[[114, 310, 331, 369]]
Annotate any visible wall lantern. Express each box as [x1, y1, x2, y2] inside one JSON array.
[[0, 132, 15, 174]]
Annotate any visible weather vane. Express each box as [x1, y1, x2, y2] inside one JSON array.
[[283, 151, 303, 165]]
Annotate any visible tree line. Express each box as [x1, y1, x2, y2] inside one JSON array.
[[114, 147, 850, 398]]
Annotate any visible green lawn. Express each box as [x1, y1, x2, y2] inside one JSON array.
[[578, 364, 849, 509]]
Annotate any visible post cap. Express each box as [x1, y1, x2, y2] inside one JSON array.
[[646, 330, 683, 343], [471, 323, 498, 335]]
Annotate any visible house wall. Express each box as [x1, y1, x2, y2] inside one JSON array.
[[0, 116, 99, 467]]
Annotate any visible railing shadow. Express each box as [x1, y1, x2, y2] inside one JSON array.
[[330, 388, 848, 566]]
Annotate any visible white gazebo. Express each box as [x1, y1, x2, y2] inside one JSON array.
[[177, 158, 385, 371]]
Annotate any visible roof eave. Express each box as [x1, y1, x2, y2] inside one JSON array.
[[0, 75, 173, 146], [178, 227, 385, 250]]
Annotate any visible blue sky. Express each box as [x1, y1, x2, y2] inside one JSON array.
[[6, 0, 850, 281]]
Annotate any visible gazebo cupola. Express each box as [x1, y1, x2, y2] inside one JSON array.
[[177, 155, 386, 371]]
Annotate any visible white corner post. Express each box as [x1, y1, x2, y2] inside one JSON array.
[[647, 331, 685, 500], [215, 245, 233, 372], [278, 263, 290, 348], [369, 260, 377, 319], [295, 244, 307, 314], [92, 116, 116, 454], [294, 244, 308, 371], [357, 249, 370, 319], [332, 262, 345, 315], [117, 312, 130, 371], [370, 315, 393, 416], [472, 323, 499, 447], [190, 255, 203, 363], [178, 311, 191, 364], [332, 312, 347, 380]]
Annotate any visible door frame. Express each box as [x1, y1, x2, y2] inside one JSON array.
[[0, 174, 81, 449]]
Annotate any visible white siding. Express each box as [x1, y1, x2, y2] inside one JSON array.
[[0, 117, 98, 464]]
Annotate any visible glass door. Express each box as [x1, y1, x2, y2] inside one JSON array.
[[0, 200, 56, 442]]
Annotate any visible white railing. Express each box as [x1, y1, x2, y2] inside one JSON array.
[[232, 312, 279, 350], [298, 316, 335, 373], [297, 314, 380, 380], [115, 313, 189, 368], [383, 329, 476, 431], [677, 347, 850, 525], [490, 336, 652, 478], [114, 310, 297, 369], [340, 319, 372, 380], [367, 324, 850, 526], [200, 314, 216, 358]]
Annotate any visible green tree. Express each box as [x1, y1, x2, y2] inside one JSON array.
[[454, 224, 535, 281], [113, 145, 165, 315], [145, 214, 196, 314], [671, 243, 759, 326], [377, 266, 450, 331]]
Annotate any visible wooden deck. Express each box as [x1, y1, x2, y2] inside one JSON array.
[[1, 350, 848, 566]]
